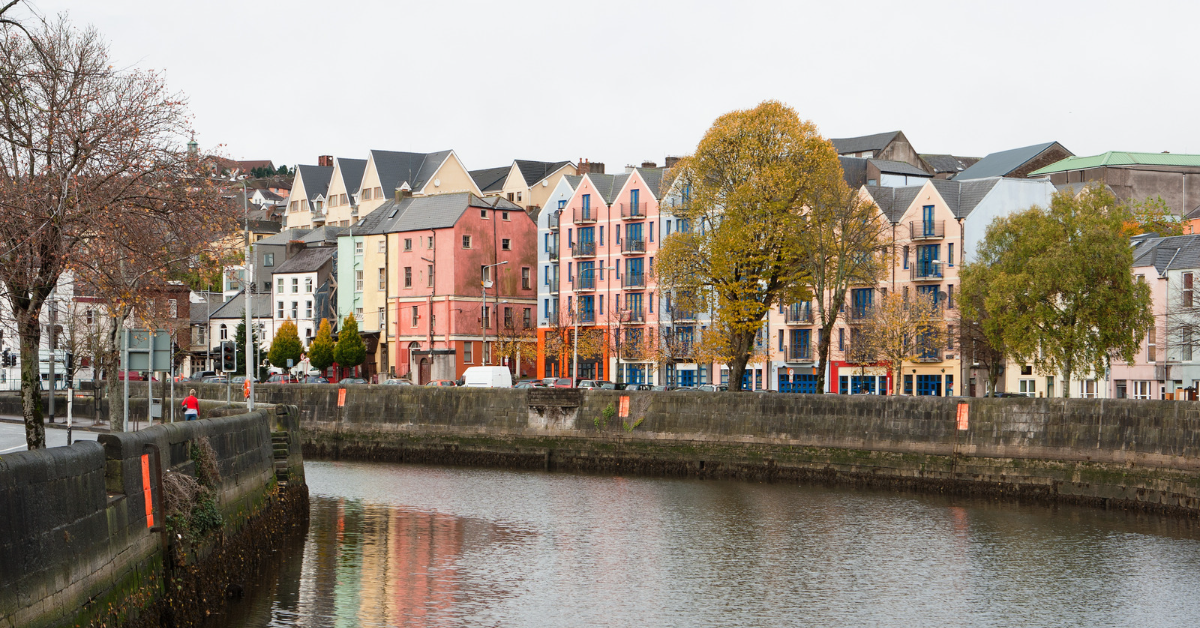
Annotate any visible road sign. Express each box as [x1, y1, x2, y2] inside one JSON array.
[[337, 388, 347, 407], [121, 329, 172, 371], [287, 358, 293, 368]]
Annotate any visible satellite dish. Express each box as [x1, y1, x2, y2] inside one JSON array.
[[542, 180, 548, 187], [938, 291, 948, 301], [484, 280, 494, 289], [434, 178, 441, 187]]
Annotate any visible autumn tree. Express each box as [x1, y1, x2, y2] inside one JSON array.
[[333, 315, 366, 375], [308, 318, 335, 373], [0, 15, 230, 447], [958, 262, 1009, 396], [969, 184, 1153, 397], [1125, 196, 1183, 237], [799, 183, 890, 393], [492, 309, 537, 378], [268, 320, 303, 371], [859, 291, 946, 395], [657, 101, 841, 389]]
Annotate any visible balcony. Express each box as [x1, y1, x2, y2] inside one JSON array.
[[786, 344, 813, 362], [621, 238, 646, 254], [785, 305, 813, 325], [620, 202, 648, 219], [571, 241, 596, 258], [576, 273, 596, 291], [548, 211, 560, 231], [910, 220, 945, 240], [577, 310, 596, 325], [547, 277, 559, 294], [622, 272, 646, 289], [573, 207, 596, 224], [847, 306, 872, 323], [910, 264, 943, 281], [620, 308, 646, 324], [671, 310, 697, 323], [547, 244, 559, 261]]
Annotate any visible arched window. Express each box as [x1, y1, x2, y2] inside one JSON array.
[[219, 324, 228, 340]]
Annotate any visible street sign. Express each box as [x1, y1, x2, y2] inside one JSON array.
[[122, 329, 172, 371], [287, 358, 294, 368]]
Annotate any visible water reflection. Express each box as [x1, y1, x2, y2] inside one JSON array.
[[214, 461, 1200, 628]]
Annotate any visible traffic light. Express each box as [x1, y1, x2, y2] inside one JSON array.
[[221, 341, 236, 373]]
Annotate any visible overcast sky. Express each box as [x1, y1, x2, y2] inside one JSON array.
[[22, 0, 1198, 171]]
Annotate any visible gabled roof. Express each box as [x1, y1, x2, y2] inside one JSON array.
[[1030, 151, 1200, 176], [863, 185, 926, 222], [368, 149, 455, 198], [295, 165, 334, 201], [255, 228, 312, 246], [272, 246, 335, 274], [360, 192, 496, 235], [210, 292, 273, 320], [513, 160, 573, 187], [831, 131, 901, 155], [956, 142, 1067, 180], [1130, 235, 1200, 275], [871, 159, 932, 177], [864, 178, 1002, 222], [335, 158, 367, 196], [189, 291, 225, 324], [469, 166, 510, 193], [299, 225, 345, 245], [921, 154, 979, 175]]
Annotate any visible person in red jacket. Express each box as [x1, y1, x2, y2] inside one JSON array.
[[182, 389, 199, 420]]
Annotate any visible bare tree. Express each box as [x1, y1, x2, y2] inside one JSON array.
[[0, 16, 227, 447], [859, 291, 947, 395]]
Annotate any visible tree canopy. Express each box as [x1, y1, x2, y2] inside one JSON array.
[[333, 315, 366, 370], [966, 184, 1153, 396], [308, 318, 335, 372], [657, 101, 842, 389], [268, 320, 303, 371]]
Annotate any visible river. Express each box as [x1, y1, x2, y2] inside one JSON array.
[[209, 460, 1200, 627]]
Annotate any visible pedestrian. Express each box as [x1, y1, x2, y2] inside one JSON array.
[[182, 389, 199, 420]]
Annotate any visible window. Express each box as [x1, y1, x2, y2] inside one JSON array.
[[484, 341, 492, 364], [947, 325, 954, 349], [378, 240, 386, 253], [462, 235, 472, 249], [1186, 272, 1194, 308], [1185, 328, 1194, 362], [947, 243, 954, 267], [168, 299, 177, 318], [522, 267, 530, 290], [1132, 380, 1152, 399], [412, 306, 419, 327], [305, 301, 313, 319], [404, 238, 412, 251], [483, 305, 491, 329], [355, 241, 364, 255], [427, 264, 434, 287], [1149, 326, 1157, 362], [404, 267, 412, 288], [523, 307, 531, 329], [427, 236, 434, 249], [502, 211, 510, 220], [220, 324, 228, 340], [481, 209, 489, 218], [362, 188, 372, 201], [948, 284, 955, 309], [291, 278, 299, 293], [502, 238, 511, 250], [1081, 380, 1097, 399], [558, 199, 567, 209], [355, 270, 364, 292], [277, 278, 284, 293], [291, 301, 299, 319], [355, 307, 363, 320], [504, 307, 513, 328], [902, 245, 909, 269], [264, 253, 274, 267], [85, 309, 94, 325], [464, 341, 473, 363], [1019, 379, 1036, 396], [305, 278, 313, 293], [378, 268, 386, 290], [379, 309, 386, 328], [650, 221, 654, 242], [838, 328, 845, 351], [277, 301, 284, 318]]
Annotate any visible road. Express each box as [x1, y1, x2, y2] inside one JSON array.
[[0, 421, 99, 454]]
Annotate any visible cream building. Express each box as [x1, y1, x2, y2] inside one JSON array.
[[322, 158, 367, 227], [282, 164, 334, 229]]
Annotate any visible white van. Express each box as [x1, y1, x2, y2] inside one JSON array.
[[462, 366, 513, 388]]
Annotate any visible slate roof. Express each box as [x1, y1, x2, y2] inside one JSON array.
[[514, 160, 572, 186], [1187, 206, 1200, 220], [831, 131, 901, 155], [255, 228, 312, 246], [840, 157, 868, 187], [335, 158, 367, 196], [189, 292, 225, 324], [921, 154, 979, 175], [864, 178, 1001, 222], [871, 159, 932, 177], [369, 149, 455, 197], [295, 165, 334, 202], [272, 246, 335, 274], [254, 189, 285, 202], [956, 142, 1065, 180], [360, 192, 491, 235], [1030, 151, 1200, 176], [469, 166, 510, 193], [299, 226, 345, 245], [863, 185, 925, 222], [1130, 235, 1200, 275], [210, 292, 273, 320]]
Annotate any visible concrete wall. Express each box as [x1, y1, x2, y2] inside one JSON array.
[[0, 406, 304, 628]]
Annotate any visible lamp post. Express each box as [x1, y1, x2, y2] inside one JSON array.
[[243, 181, 255, 411], [480, 261, 508, 365], [572, 265, 617, 384]]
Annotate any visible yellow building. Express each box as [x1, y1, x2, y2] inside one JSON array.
[[282, 163, 333, 230], [322, 157, 368, 227], [470, 159, 577, 211]]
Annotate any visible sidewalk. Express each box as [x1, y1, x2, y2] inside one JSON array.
[[0, 415, 178, 433]]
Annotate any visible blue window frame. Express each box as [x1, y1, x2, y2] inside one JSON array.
[[567, 228, 572, 246], [916, 374, 942, 396], [627, 222, 643, 243], [917, 244, 940, 278], [917, 284, 939, 307], [678, 218, 691, 233], [580, 295, 594, 322], [903, 245, 909, 270], [626, 292, 643, 315], [679, 369, 696, 387], [579, 226, 595, 243], [630, 189, 640, 216], [838, 375, 848, 394], [582, 194, 591, 212], [567, 262, 572, 281], [599, 226, 604, 245], [579, 261, 595, 290], [599, 295, 603, 312], [544, 299, 549, 318], [851, 288, 873, 319], [946, 374, 954, 396], [850, 376, 877, 394], [904, 374, 913, 395], [627, 257, 644, 286], [650, 221, 654, 242], [558, 199, 567, 209], [922, 205, 935, 236], [948, 243, 954, 267]]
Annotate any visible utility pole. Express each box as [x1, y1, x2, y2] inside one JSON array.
[[481, 261, 507, 365], [47, 296, 55, 423], [244, 181, 255, 411]]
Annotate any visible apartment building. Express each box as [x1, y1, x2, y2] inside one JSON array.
[[271, 247, 337, 346], [471, 159, 577, 211], [282, 161, 334, 229], [322, 157, 368, 227]]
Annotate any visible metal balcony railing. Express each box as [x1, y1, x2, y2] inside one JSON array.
[[910, 220, 945, 240], [620, 202, 648, 219], [847, 306, 872, 323], [787, 344, 812, 362], [547, 277, 559, 294], [622, 272, 646, 289], [571, 241, 596, 257], [576, 273, 596, 291], [621, 238, 646, 254], [547, 244, 559, 261], [910, 264, 943, 281], [577, 310, 596, 325], [785, 305, 813, 325], [620, 308, 646, 323], [671, 310, 696, 322], [548, 212, 560, 230], [573, 207, 596, 224]]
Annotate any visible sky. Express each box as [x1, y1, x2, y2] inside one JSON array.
[[20, 0, 1200, 171]]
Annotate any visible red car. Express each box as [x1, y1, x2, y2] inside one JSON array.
[[115, 370, 157, 382], [426, 380, 458, 387], [550, 378, 575, 389]]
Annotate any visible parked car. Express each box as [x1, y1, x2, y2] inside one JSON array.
[[339, 377, 367, 385], [382, 378, 411, 386], [189, 371, 216, 382], [201, 375, 227, 384], [463, 366, 513, 388], [299, 375, 329, 384], [651, 385, 682, 391], [577, 380, 605, 390], [695, 384, 728, 392], [600, 382, 624, 390], [229, 375, 259, 384], [427, 379, 457, 387], [623, 383, 653, 391], [114, 370, 157, 382], [550, 378, 575, 389], [266, 373, 298, 384], [514, 380, 547, 388]]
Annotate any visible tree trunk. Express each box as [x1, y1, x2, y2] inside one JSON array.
[[815, 318, 836, 394], [988, 363, 1002, 397], [104, 310, 129, 431], [727, 329, 756, 391], [18, 311, 45, 449], [1062, 357, 1073, 399]]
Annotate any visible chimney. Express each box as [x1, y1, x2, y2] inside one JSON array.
[[394, 186, 413, 201], [318, 155, 333, 167], [664, 156, 681, 169], [625, 165, 636, 174], [641, 161, 657, 169], [577, 158, 605, 175]]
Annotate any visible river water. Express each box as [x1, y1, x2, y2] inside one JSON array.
[[210, 460, 1200, 627]]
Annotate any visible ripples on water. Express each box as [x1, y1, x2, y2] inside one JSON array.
[[209, 461, 1200, 627]]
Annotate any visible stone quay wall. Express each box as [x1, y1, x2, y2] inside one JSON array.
[[0, 405, 306, 628], [183, 383, 1200, 515]]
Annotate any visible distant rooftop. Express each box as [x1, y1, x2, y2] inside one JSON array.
[[1030, 151, 1200, 176]]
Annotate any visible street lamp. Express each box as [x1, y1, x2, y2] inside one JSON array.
[[572, 265, 617, 384], [481, 261, 508, 364]]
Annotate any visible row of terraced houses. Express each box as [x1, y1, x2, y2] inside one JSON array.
[[245, 132, 1200, 398]]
